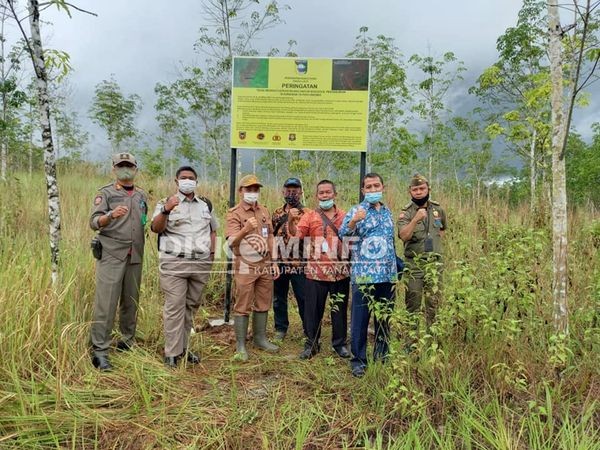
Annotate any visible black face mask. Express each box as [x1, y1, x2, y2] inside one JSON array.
[[284, 194, 301, 207], [412, 194, 429, 207]]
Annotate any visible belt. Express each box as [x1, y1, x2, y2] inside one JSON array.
[[164, 251, 209, 260]]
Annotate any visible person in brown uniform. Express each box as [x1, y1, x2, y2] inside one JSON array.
[[226, 174, 280, 361], [397, 174, 447, 328], [151, 166, 218, 368], [89, 153, 148, 371]]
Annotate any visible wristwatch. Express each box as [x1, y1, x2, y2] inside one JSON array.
[[161, 205, 171, 215]]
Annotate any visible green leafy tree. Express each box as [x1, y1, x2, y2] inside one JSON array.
[[409, 51, 466, 186], [566, 128, 600, 205], [0, 4, 27, 180], [471, 0, 551, 211], [347, 26, 415, 180], [89, 75, 141, 154]]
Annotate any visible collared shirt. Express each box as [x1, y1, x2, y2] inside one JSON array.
[[226, 201, 274, 265], [397, 200, 446, 258], [272, 204, 309, 266], [339, 201, 398, 285], [90, 182, 147, 264], [152, 192, 218, 259], [294, 206, 349, 282]]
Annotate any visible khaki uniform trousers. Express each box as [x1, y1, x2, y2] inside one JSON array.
[[91, 253, 142, 356], [405, 255, 443, 327], [159, 258, 211, 357]]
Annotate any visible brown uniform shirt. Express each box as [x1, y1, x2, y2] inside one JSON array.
[[90, 182, 148, 264], [226, 201, 274, 266], [397, 200, 447, 258]]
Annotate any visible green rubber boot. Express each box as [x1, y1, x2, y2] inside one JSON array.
[[252, 312, 279, 352], [233, 315, 249, 361]]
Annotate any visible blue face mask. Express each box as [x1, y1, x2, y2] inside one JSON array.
[[364, 191, 383, 204], [319, 199, 334, 210]]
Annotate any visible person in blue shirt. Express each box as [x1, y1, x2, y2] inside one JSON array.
[[339, 172, 398, 378]]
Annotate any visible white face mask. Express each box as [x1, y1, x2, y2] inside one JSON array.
[[243, 192, 259, 204], [178, 179, 197, 194]]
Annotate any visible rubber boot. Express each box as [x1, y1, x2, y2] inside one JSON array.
[[234, 315, 249, 361], [252, 312, 279, 352]]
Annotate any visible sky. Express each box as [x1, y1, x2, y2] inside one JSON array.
[[28, 0, 596, 160]]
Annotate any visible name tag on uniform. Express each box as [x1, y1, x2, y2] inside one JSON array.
[[322, 240, 329, 253], [261, 225, 268, 238]]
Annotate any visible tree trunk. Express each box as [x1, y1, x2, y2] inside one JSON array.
[[548, 0, 569, 335], [28, 0, 61, 285], [530, 128, 537, 214], [0, 140, 6, 181]]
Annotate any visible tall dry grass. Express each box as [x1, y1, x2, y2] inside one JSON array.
[[0, 168, 598, 449]]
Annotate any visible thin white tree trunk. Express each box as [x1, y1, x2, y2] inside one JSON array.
[[0, 139, 6, 180], [530, 128, 537, 214], [1, 14, 7, 181], [28, 0, 61, 285], [548, 0, 569, 335]]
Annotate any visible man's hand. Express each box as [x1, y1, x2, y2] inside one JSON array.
[[111, 205, 129, 219], [351, 207, 366, 224], [164, 196, 180, 212], [243, 217, 259, 233], [413, 208, 428, 223], [288, 208, 301, 222], [271, 263, 280, 280]]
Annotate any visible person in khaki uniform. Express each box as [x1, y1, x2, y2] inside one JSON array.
[[397, 174, 447, 328], [151, 166, 218, 368], [225, 174, 280, 361], [89, 153, 148, 371]]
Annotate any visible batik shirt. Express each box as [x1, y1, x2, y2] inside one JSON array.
[[339, 201, 398, 285]]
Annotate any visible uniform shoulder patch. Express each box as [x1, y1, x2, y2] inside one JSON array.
[[94, 194, 103, 206]]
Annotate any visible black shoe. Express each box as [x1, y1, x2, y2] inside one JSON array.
[[116, 341, 132, 352], [299, 342, 319, 360], [164, 356, 179, 368], [334, 346, 351, 359], [184, 350, 201, 364], [351, 366, 366, 378], [92, 355, 112, 371]]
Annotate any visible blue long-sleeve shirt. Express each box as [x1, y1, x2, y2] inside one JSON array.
[[339, 201, 398, 285]]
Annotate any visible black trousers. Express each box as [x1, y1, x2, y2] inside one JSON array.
[[273, 269, 307, 336], [304, 278, 350, 350]]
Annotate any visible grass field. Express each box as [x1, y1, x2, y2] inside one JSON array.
[[0, 169, 598, 449]]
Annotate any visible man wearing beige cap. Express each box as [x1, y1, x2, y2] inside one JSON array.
[[89, 153, 148, 371], [397, 174, 447, 330], [225, 174, 280, 361]]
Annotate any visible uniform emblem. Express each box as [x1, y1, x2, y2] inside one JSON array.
[[433, 210, 439, 218], [94, 195, 102, 206], [398, 213, 405, 219]]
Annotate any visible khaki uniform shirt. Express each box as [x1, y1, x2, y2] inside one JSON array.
[[90, 182, 148, 263], [152, 192, 218, 259], [226, 201, 274, 266], [397, 200, 447, 258]]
